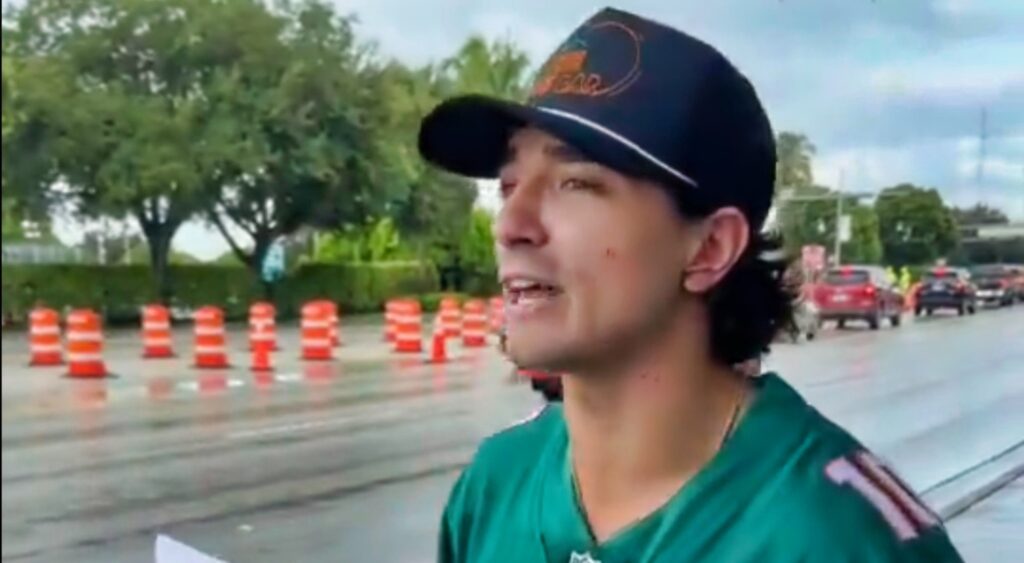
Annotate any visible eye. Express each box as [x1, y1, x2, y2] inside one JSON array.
[[499, 179, 517, 199], [559, 177, 600, 192]]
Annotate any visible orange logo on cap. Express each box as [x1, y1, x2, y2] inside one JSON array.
[[531, 20, 643, 99]]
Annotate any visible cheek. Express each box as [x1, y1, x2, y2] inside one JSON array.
[[560, 227, 680, 317]]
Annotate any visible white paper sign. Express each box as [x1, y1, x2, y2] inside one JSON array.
[[155, 535, 228, 563]]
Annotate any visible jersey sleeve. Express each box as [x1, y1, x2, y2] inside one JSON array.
[[437, 468, 472, 563], [809, 450, 965, 563]]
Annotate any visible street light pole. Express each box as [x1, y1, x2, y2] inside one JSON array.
[[834, 192, 844, 266]]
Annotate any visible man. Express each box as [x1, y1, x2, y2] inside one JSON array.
[[420, 8, 962, 563], [500, 328, 564, 402]]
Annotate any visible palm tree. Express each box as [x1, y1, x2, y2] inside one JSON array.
[[441, 36, 531, 100], [775, 132, 817, 191]]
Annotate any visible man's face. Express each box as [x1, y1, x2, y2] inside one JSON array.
[[496, 127, 702, 373]]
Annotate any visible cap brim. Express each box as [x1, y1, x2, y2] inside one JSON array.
[[418, 95, 536, 179], [418, 95, 690, 188]]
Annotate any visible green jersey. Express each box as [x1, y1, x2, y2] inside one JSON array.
[[438, 373, 963, 563]]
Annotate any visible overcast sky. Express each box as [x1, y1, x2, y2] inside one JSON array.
[[45, 0, 1024, 258]]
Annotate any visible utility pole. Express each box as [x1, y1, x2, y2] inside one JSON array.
[[834, 170, 846, 266]]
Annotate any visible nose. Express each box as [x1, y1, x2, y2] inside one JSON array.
[[494, 185, 549, 249]]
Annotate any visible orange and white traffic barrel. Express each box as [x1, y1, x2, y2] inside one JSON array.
[[384, 300, 400, 342], [301, 301, 333, 361], [141, 304, 175, 358], [66, 310, 107, 379], [194, 307, 230, 369], [249, 302, 277, 352], [489, 296, 505, 334], [28, 308, 63, 366], [430, 313, 448, 364], [393, 299, 423, 354], [462, 299, 488, 348], [440, 296, 461, 338], [251, 344, 274, 373], [321, 300, 340, 347]]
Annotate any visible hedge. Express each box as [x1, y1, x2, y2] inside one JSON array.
[[2, 261, 440, 324]]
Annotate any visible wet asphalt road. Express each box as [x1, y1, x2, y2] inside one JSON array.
[[2, 306, 1023, 562], [948, 476, 1023, 563]]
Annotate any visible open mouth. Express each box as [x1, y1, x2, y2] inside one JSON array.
[[503, 278, 564, 306]]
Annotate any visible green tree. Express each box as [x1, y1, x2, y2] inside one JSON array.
[[1, 46, 21, 146], [778, 185, 882, 265], [459, 208, 498, 294], [3, 0, 242, 300], [370, 59, 478, 284], [2, 199, 18, 239], [844, 205, 883, 264], [202, 1, 403, 295], [315, 217, 413, 263], [775, 132, 816, 191], [441, 35, 532, 100], [875, 184, 959, 266], [951, 204, 1009, 226], [2, 33, 57, 226]]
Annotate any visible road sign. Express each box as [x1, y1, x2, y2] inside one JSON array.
[[261, 240, 285, 283], [802, 245, 827, 272], [839, 215, 853, 243]]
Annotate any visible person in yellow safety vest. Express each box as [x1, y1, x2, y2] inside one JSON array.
[[899, 267, 913, 294], [885, 266, 897, 287]]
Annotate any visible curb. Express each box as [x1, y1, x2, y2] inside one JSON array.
[[921, 441, 1024, 521]]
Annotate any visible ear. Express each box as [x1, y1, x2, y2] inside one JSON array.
[[683, 207, 750, 294]]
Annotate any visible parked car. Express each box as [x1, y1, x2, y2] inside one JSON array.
[[1004, 264, 1024, 304], [970, 264, 1019, 308], [915, 267, 978, 317], [813, 266, 904, 330]]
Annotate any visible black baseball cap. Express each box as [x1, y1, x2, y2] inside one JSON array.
[[418, 7, 777, 230]]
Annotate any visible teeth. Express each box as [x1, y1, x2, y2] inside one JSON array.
[[505, 278, 555, 291], [507, 279, 539, 290]]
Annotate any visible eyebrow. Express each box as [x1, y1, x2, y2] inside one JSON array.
[[502, 139, 595, 168], [543, 142, 592, 164]]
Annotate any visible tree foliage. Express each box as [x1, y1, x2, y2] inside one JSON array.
[[4, 0, 229, 298], [775, 132, 816, 191], [441, 35, 532, 100], [875, 184, 959, 266], [777, 184, 882, 266], [951, 204, 1009, 226], [315, 217, 413, 263], [199, 0, 404, 286]]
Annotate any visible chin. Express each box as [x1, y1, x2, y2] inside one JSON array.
[[507, 338, 573, 372]]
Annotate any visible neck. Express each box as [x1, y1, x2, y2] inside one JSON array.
[[561, 306, 748, 537]]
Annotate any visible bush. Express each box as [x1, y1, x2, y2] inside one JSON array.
[[417, 292, 472, 313], [2, 261, 439, 324], [280, 261, 439, 315]]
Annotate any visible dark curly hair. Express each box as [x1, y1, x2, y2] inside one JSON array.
[[705, 232, 799, 366], [668, 196, 799, 366]]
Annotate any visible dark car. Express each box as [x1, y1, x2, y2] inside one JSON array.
[[1014, 265, 1024, 303], [813, 266, 904, 330], [915, 267, 978, 317], [970, 264, 1019, 308]]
